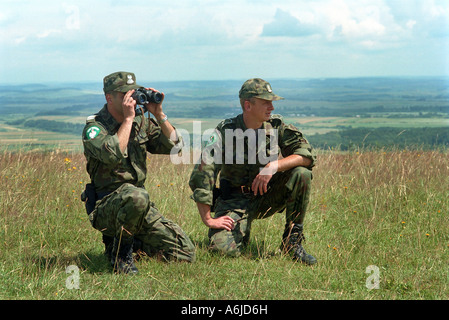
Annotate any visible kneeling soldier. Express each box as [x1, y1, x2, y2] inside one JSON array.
[[189, 78, 317, 265], [82, 71, 195, 274]]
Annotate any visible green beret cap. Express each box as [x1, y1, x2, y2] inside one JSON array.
[[103, 71, 142, 93], [239, 78, 284, 101]]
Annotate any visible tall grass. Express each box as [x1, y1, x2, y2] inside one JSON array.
[[0, 148, 447, 300]]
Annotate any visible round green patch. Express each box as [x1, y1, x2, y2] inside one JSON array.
[[86, 126, 101, 140], [206, 132, 218, 147]]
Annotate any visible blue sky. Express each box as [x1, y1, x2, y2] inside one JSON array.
[[1, 0, 448, 84]]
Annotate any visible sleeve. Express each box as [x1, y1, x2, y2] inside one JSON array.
[[145, 118, 184, 154], [279, 123, 317, 168], [188, 162, 219, 205], [188, 128, 222, 205], [82, 122, 127, 165]]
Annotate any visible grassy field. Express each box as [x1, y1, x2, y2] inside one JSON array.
[[0, 148, 448, 301]]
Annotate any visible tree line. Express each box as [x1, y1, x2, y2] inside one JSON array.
[[308, 127, 449, 151]]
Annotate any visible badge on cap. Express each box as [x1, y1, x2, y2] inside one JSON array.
[[127, 74, 134, 85], [266, 84, 272, 93]]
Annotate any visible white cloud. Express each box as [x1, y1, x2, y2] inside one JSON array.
[[37, 29, 62, 39], [261, 9, 320, 37], [0, 0, 448, 82]]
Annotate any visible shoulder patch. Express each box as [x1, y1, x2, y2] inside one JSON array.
[[205, 131, 219, 147], [85, 126, 101, 140]]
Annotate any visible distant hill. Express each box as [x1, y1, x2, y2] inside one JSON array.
[[1, 77, 448, 117]]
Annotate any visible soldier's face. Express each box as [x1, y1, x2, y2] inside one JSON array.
[[248, 98, 274, 122], [107, 91, 126, 113]]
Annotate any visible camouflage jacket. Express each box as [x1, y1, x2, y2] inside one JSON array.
[[82, 105, 182, 194], [189, 113, 316, 205]]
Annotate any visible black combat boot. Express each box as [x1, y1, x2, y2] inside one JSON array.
[[110, 237, 139, 275], [281, 223, 317, 265], [103, 234, 114, 261]]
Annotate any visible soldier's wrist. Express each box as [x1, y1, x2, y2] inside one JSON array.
[[156, 113, 168, 124]]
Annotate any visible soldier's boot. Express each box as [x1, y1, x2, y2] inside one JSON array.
[[281, 223, 317, 266], [103, 234, 114, 261], [110, 237, 139, 275]]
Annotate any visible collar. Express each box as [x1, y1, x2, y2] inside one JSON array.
[[236, 113, 273, 132], [98, 104, 121, 133]]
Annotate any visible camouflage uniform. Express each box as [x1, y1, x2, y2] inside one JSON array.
[[82, 72, 195, 264], [189, 78, 316, 262]]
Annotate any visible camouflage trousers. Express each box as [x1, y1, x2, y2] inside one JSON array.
[[208, 166, 312, 256], [89, 183, 195, 262]]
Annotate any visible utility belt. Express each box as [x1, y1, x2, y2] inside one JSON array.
[[229, 185, 252, 194], [219, 179, 252, 201], [80, 183, 111, 215]]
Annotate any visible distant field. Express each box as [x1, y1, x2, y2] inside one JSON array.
[[1, 115, 448, 152], [1, 77, 447, 151], [0, 121, 82, 152]]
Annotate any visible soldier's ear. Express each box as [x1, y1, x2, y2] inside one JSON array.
[[105, 93, 112, 103], [243, 99, 252, 112]]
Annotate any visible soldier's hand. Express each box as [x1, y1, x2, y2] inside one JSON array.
[[252, 174, 272, 195], [144, 87, 165, 117], [197, 202, 235, 231], [206, 216, 235, 231], [252, 162, 277, 195], [123, 89, 136, 120]]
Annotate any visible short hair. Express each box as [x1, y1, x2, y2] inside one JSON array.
[[239, 97, 256, 111]]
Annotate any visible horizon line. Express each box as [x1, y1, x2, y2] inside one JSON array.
[[1, 75, 448, 86]]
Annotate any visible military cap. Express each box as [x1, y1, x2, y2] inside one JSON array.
[[103, 71, 142, 93], [239, 78, 284, 101]]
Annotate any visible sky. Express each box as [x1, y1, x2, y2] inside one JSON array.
[[1, 0, 449, 84]]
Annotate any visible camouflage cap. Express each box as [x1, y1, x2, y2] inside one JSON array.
[[239, 78, 284, 101], [103, 71, 142, 93]]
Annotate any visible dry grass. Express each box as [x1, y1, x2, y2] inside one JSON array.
[[0, 149, 448, 300]]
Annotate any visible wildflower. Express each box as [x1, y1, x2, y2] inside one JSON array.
[[426, 233, 430, 237]]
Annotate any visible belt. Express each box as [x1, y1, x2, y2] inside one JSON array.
[[229, 185, 252, 194]]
